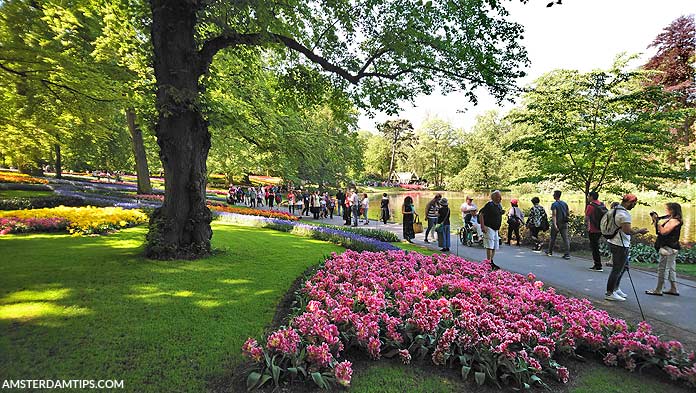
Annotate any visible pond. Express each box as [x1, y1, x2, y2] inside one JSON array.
[[364, 191, 695, 243]]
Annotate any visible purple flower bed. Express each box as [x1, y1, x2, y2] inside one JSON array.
[[218, 212, 400, 252]]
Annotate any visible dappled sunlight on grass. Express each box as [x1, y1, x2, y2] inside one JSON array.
[[0, 223, 342, 392], [0, 302, 91, 321]]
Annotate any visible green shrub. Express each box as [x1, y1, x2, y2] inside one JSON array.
[[0, 195, 88, 210], [313, 223, 400, 242]]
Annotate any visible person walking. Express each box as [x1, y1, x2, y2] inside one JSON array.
[[336, 190, 345, 217], [585, 191, 606, 272], [287, 190, 295, 215], [479, 190, 504, 270], [402, 196, 416, 243], [605, 194, 648, 301], [526, 197, 548, 251], [424, 194, 442, 243], [361, 193, 370, 224], [546, 190, 571, 259], [506, 199, 524, 246], [646, 203, 683, 296], [343, 190, 352, 225], [437, 197, 451, 252], [380, 193, 390, 224], [351, 190, 360, 227]]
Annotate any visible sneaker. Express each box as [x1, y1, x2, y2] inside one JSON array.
[[490, 262, 500, 271], [545, 251, 553, 257], [562, 254, 571, 260], [424, 239, 430, 243], [605, 292, 626, 301], [615, 288, 628, 298], [588, 266, 604, 272]]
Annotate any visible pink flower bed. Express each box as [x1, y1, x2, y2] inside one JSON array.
[[243, 250, 696, 390], [0, 217, 68, 235]]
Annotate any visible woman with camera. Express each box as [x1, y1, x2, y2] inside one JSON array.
[[645, 203, 683, 296]]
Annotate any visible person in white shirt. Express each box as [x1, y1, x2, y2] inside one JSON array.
[[605, 194, 648, 301], [361, 193, 370, 224], [351, 190, 360, 226], [460, 196, 482, 238]]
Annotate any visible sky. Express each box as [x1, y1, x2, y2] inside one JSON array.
[[357, 0, 695, 133]]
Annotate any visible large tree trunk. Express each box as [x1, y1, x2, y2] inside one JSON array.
[[146, 0, 212, 260], [126, 108, 153, 194], [54, 143, 62, 179]]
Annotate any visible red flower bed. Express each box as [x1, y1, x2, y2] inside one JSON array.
[[0, 217, 68, 235], [209, 205, 299, 221], [243, 250, 696, 390]]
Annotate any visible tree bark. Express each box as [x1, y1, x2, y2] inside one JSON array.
[[54, 143, 62, 179], [146, 0, 212, 259], [126, 108, 152, 194]]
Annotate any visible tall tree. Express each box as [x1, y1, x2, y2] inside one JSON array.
[[643, 14, 696, 176], [409, 118, 460, 187], [377, 119, 416, 177], [146, 0, 529, 259], [509, 57, 681, 198]]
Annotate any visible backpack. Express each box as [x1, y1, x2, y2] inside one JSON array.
[[600, 208, 622, 239], [589, 201, 608, 229]]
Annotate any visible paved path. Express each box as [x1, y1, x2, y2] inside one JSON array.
[[275, 207, 696, 334]]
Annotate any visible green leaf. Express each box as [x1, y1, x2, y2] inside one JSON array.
[[271, 364, 281, 384], [475, 371, 486, 386], [246, 371, 261, 391], [311, 372, 328, 389], [461, 365, 471, 380]]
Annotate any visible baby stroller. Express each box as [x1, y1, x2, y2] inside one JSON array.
[[459, 212, 483, 247]]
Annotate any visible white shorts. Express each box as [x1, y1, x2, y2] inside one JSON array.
[[483, 227, 500, 250]]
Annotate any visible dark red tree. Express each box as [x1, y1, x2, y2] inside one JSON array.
[[643, 15, 696, 173]]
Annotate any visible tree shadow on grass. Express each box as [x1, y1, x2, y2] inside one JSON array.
[[0, 224, 342, 392]]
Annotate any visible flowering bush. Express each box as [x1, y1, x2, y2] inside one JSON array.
[[0, 217, 68, 235], [209, 204, 300, 221], [0, 171, 49, 184], [0, 206, 148, 235], [0, 195, 87, 210], [315, 223, 400, 243], [132, 194, 165, 202], [218, 213, 398, 252], [244, 250, 696, 390]]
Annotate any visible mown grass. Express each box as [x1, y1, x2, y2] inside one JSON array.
[[0, 223, 341, 392], [0, 189, 55, 198]]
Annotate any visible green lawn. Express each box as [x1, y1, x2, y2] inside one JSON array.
[[0, 189, 55, 198], [0, 223, 341, 392]]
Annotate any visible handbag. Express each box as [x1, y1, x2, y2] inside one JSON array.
[[413, 215, 424, 234]]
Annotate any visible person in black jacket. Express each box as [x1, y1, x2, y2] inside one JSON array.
[[646, 203, 683, 296], [380, 193, 390, 224], [437, 197, 451, 252], [479, 190, 504, 270]]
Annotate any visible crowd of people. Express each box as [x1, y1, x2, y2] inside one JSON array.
[[227, 183, 684, 303]]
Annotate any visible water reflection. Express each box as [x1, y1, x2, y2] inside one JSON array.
[[367, 191, 694, 243]]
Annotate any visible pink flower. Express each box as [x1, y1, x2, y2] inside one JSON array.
[[266, 328, 300, 355], [367, 336, 381, 359], [664, 365, 682, 380], [334, 361, 353, 386], [242, 338, 264, 362], [399, 349, 411, 364], [557, 367, 569, 383], [307, 343, 333, 368], [603, 353, 618, 366], [533, 345, 551, 359]]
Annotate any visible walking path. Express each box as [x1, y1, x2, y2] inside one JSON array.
[[281, 207, 696, 335]]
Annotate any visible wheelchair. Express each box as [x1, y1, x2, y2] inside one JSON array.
[[459, 213, 483, 247]]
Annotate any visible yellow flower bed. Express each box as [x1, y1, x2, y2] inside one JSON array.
[[0, 206, 148, 235], [0, 171, 49, 184]]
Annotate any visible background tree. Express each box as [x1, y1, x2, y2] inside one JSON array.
[[408, 118, 463, 188], [643, 14, 696, 177], [377, 119, 416, 177], [448, 111, 510, 191], [359, 132, 391, 180], [509, 57, 681, 198]]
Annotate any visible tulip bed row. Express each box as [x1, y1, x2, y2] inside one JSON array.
[[218, 213, 399, 252], [243, 250, 696, 390], [0, 206, 149, 235], [0, 171, 49, 185], [209, 204, 300, 221]]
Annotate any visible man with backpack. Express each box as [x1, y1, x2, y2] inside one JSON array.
[[585, 191, 606, 272], [602, 194, 648, 301], [546, 190, 571, 259]]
